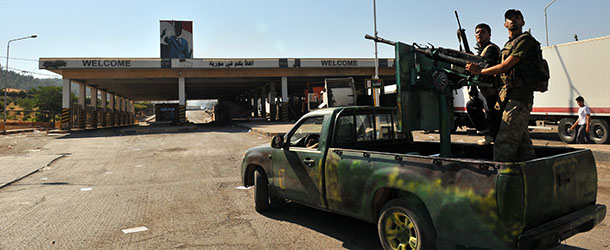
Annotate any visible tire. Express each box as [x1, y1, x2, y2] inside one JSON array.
[[254, 170, 270, 212], [589, 119, 610, 144], [558, 118, 577, 143], [377, 199, 436, 250]]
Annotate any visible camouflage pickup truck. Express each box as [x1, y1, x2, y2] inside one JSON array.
[[241, 106, 606, 250]]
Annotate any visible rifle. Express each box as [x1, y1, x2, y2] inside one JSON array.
[[454, 10, 472, 54]]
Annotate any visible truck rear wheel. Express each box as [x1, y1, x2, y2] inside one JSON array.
[[558, 118, 577, 143], [589, 119, 610, 144], [377, 199, 436, 250], [254, 170, 270, 212]]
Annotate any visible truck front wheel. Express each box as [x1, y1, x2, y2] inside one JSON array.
[[558, 118, 577, 143], [254, 170, 270, 212], [590, 119, 610, 144], [377, 199, 436, 250]]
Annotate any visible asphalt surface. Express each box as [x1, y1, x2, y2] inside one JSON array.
[[0, 121, 608, 249], [0, 125, 381, 250]]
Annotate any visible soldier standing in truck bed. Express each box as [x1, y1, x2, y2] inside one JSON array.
[[466, 23, 501, 145], [466, 9, 539, 162]]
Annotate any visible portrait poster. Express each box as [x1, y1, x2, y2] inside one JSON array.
[[160, 20, 193, 58]]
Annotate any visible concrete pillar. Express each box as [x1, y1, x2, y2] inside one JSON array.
[[108, 93, 115, 126], [260, 85, 266, 120], [61, 78, 71, 130], [130, 100, 135, 124], [179, 77, 186, 123], [281, 76, 288, 103], [269, 82, 277, 121], [100, 90, 107, 127], [248, 91, 254, 118], [281, 76, 289, 121], [90, 86, 98, 128], [78, 82, 86, 129], [115, 96, 119, 126], [253, 89, 259, 118], [119, 97, 125, 125]]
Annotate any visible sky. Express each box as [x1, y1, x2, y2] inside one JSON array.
[[1, 0, 609, 79]]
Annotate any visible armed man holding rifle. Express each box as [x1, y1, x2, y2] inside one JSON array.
[[466, 9, 540, 162], [465, 23, 502, 145]]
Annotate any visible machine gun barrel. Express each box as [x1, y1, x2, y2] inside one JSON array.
[[364, 34, 395, 46], [416, 46, 489, 68], [364, 34, 489, 68]]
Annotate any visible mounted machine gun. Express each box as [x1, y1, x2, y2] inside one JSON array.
[[365, 34, 495, 157]]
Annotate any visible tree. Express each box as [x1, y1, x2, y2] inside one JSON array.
[[16, 97, 35, 110], [33, 86, 62, 112]]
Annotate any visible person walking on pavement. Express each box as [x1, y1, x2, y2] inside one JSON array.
[[465, 23, 502, 145], [466, 9, 539, 162], [570, 96, 591, 144]]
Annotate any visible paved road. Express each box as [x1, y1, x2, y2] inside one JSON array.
[[0, 125, 607, 249], [0, 126, 380, 249]]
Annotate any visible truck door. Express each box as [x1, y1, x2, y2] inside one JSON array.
[[272, 115, 328, 208], [325, 112, 400, 218]]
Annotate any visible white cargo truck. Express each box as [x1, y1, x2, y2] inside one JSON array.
[[317, 77, 357, 109], [454, 35, 610, 144]]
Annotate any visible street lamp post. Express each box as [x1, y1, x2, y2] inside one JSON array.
[[545, 0, 558, 46], [3, 34, 37, 135]]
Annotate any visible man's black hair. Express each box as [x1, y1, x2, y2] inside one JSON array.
[[475, 23, 491, 34], [505, 9, 524, 20], [575, 96, 584, 102]]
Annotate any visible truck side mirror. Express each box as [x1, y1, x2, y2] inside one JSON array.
[[271, 135, 285, 149]]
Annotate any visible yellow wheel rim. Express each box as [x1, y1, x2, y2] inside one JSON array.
[[384, 211, 419, 250]]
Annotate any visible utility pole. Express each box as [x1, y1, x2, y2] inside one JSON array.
[[372, 0, 380, 106], [3, 34, 37, 135]]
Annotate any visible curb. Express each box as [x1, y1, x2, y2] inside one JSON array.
[[2, 128, 36, 135], [0, 154, 69, 189], [231, 123, 283, 137]]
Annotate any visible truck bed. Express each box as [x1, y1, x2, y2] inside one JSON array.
[[326, 141, 602, 249], [343, 139, 577, 161]]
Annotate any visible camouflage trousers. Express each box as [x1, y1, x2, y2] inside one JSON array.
[[493, 100, 536, 162]]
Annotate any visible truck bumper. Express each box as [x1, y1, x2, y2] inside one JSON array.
[[518, 204, 606, 250]]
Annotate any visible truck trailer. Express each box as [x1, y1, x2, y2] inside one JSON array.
[[454, 35, 610, 144]]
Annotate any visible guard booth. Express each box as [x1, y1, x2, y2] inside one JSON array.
[[155, 104, 180, 123]]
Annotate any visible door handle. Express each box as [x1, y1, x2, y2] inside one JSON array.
[[303, 158, 315, 167]]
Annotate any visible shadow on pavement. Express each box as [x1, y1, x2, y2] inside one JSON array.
[[529, 131, 563, 142], [261, 203, 381, 250], [262, 203, 592, 250], [549, 245, 590, 250], [54, 123, 250, 139]]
